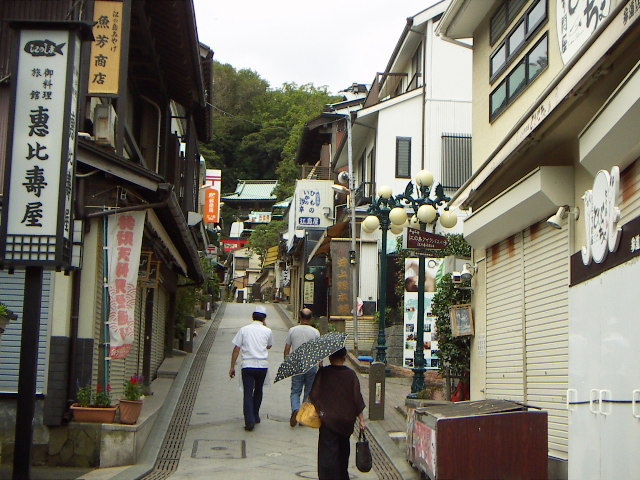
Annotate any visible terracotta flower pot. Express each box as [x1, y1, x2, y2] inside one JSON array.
[[119, 399, 143, 424], [70, 403, 117, 423]]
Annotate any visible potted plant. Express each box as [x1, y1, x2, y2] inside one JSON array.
[[70, 383, 117, 423], [119, 375, 144, 424], [0, 302, 17, 338]]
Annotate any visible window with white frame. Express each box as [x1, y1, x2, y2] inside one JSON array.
[[490, 0, 547, 80], [490, 34, 548, 120], [396, 137, 411, 178]]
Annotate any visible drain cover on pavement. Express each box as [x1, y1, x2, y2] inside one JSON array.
[[191, 439, 246, 459]]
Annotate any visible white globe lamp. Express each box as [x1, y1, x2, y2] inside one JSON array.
[[417, 204, 437, 224], [409, 215, 420, 227], [440, 209, 458, 229], [378, 185, 393, 199], [390, 223, 404, 235], [363, 215, 380, 232], [416, 170, 434, 187], [389, 207, 408, 226]]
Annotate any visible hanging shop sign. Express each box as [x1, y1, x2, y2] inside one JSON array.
[[557, 0, 611, 64], [0, 24, 87, 269], [403, 228, 448, 250], [330, 240, 353, 316], [581, 166, 621, 265], [248, 211, 272, 223], [107, 211, 145, 359], [294, 180, 333, 229], [204, 187, 220, 224], [88, 0, 123, 94]]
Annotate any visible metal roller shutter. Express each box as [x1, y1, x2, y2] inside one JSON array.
[[621, 159, 640, 225], [150, 286, 167, 377], [523, 221, 569, 459], [0, 269, 52, 393], [485, 233, 525, 402]]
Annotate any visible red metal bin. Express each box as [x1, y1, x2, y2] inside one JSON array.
[[407, 399, 548, 480]]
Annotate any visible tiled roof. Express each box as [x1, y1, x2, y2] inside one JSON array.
[[222, 180, 278, 202], [273, 196, 292, 208]]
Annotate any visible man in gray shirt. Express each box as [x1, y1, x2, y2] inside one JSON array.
[[284, 308, 320, 426]]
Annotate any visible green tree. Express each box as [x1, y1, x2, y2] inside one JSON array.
[[247, 220, 286, 261], [199, 63, 340, 201]]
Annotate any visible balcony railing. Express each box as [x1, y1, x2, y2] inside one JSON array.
[[301, 165, 333, 180], [355, 181, 375, 206]]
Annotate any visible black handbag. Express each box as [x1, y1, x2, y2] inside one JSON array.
[[356, 428, 372, 472]]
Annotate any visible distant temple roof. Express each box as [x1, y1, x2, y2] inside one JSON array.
[[222, 180, 278, 203]]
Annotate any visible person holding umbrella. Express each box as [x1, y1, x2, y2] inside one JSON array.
[[309, 347, 366, 480], [283, 308, 320, 427], [229, 305, 273, 431]]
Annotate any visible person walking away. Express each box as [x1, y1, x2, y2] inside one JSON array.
[[229, 305, 273, 431], [308, 347, 366, 480], [284, 308, 320, 426]]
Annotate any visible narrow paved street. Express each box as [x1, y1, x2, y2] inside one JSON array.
[[164, 302, 379, 479]]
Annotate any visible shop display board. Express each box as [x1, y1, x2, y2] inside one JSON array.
[[403, 258, 441, 369]]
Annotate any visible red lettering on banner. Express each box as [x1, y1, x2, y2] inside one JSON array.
[[117, 214, 135, 230], [115, 278, 126, 293], [115, 294, 126, 308], [116, 262, 129, 277], [117, 310, 129, 325], [117, 246, 131, 261], [117, 230, 134, 245]]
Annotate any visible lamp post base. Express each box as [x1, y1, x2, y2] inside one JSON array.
[[410, 366, 426, 394], [375, 344, 387, 364]]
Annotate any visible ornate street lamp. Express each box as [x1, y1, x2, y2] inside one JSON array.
[[362, 187, 408, 363], [395, 170, 457, 395]]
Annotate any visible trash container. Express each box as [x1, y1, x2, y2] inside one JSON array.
[[407, 399, 547, 480]]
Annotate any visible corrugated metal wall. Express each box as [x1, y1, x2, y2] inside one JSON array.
[[92, 220, 105, 389], [441, 133, 472, 189], [0, 270, 52, 393]]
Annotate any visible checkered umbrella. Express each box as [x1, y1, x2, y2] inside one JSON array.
[[274, 332, 348, 383]]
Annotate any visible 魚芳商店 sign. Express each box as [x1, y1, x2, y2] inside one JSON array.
[[88, 1, 123, 94]]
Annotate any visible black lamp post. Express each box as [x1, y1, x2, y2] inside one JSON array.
[[395, 170, 458, 394], [362, 187, 408, 363]]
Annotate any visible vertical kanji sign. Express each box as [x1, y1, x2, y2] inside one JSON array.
[[0, 26, 83, 268], [107, 211, 145, 359], [88, 0, 123, 94], [330, 239, 353, 316], [204, 187, 219, 224]]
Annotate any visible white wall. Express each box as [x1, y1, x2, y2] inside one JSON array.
[[375, 94, 423, 195]]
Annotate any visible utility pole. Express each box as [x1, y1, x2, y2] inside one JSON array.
[[346, 114, 359, 354]]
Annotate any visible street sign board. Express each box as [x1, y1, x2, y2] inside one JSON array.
[[403, 228, 448, 250]]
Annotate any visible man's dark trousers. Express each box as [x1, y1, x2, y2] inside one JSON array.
[[241, 367, 268, 427]]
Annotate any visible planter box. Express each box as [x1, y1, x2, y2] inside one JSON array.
[[119, 399, 143, 424], [70, 404, 117, 423]]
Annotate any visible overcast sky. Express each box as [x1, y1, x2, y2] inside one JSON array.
[[193, 0, 441, 95]]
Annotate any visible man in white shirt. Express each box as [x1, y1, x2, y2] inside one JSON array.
[[284, 308, 320, 427], [230, 305, 273, 431]]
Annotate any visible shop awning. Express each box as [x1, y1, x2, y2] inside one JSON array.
[[263, 245, 279, 267], [307, 221, 349, 262]]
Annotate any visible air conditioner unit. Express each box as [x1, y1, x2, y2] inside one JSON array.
[[94, 104, 117, 147]]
